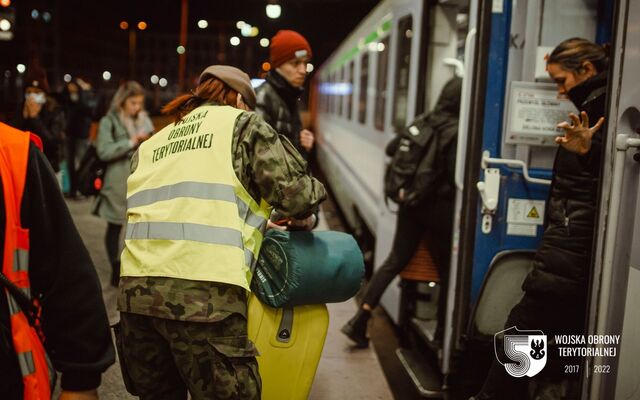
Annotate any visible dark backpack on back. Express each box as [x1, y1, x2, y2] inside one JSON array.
[[384, 113, 435, 204], [76, 145, 107, 196]]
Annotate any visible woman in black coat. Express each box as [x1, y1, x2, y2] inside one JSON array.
[[473, 37, 609, 400]]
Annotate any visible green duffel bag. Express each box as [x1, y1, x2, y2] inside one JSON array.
[[251, 229, 364, 308]]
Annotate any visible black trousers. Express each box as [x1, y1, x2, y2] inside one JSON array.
[[478, 293, 586, 399], [362, 205, 451, 325], [105, 223, 122, 267], [65, 137, 87, 195]]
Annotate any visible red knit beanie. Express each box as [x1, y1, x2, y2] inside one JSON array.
[[269, 30, 312, 68]]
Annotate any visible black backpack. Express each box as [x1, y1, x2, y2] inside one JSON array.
[[76, 144, 107, 196], [384, 113, 435, 204]]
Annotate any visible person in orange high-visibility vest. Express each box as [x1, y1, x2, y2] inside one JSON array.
[[0, 122, 114, 400]]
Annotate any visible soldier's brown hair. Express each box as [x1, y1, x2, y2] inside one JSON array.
[[162, 78, 239, 121]]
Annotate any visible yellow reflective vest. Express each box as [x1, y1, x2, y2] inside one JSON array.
[[121, 105, 273, 290]]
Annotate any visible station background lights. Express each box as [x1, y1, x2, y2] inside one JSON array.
[[262, 62, 271, 72], [42, 11, 51, 22], [266, 4, 281, 19], [306, 63, 314, 73], [119, 21, 128, 30], [63, 74, 72, 83], [102, 71, 111, 81], [260, 38, 269, 48], [368, 42, 377, 52], [377, 42, 385, 52], [31, 9, 39, 19], [236, 21, 245, 29], [230, 36, 240, 46], [159, 78, 168, 88], [0, 19, 10, 31], [137, 21, 147, 30], [177, 45, 186, 55], [16, 64, 25, 74], [0, 0, 11, 7], [197, 19, 208, 29], [240, 24, 252, 37], [150, 75, 159, 84]]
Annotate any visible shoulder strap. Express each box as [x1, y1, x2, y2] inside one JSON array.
[[0, 271, 38, 327]]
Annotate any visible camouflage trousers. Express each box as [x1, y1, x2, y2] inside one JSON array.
[[117, 312, 261, 400]]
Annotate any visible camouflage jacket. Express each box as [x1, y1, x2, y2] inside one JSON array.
[[118, 110, 326, 322]]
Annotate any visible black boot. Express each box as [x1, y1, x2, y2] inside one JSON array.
[[341, 308, 371, 348], [111, 261, 120, 287]]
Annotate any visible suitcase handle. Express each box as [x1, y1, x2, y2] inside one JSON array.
[[277, 307, 294, 343]]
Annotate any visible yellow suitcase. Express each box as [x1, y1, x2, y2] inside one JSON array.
[[247, 294, 329, 400]]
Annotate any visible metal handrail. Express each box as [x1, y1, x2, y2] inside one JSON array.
[[481, 151, 552, 185]]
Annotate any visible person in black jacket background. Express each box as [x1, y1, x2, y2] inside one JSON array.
[[256, 30, 315, 160], [0, 130, 115, 399], [472, 38, 609, 400], [341, 77, 462, 348]]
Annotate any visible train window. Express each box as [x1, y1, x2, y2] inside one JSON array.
[[374, 37, 390, 131], [358, 52, 369, 124], [392, 15, 413, 132], [329, 72, 335, 115], [338, 67, 344, 117], [347, 61, 354, 120]]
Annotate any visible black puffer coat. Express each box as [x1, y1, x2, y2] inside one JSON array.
[[255, 71, 307, 158], [522, 72, 608, 303]]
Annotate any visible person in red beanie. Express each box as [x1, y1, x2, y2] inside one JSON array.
[[256, 30, 315, 160]]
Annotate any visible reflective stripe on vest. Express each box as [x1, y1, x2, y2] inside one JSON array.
[[0, 122, 54, 399], [122, 106, 272, 290]]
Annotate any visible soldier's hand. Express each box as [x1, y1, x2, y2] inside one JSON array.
[[288, 215, 316, 231], [59, 389, 99, 400], [555, 111, 604, 155], [300, 129, 314, 151]]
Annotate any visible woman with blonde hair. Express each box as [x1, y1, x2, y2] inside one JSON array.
[[93, 81, 153, 287]]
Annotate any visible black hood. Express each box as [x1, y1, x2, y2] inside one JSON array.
[[266, 70, 304, 110], [433, 77, 463, 115]]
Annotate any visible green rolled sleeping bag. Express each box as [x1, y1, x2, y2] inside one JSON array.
[[251, 229, 364, 308]]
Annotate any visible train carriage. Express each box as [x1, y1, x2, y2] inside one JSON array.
[[311, 0, 640, 398]]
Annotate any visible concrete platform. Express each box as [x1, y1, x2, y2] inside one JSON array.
[[65, 198, 393, 399]]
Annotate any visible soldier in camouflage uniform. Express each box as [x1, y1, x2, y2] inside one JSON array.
[[116, 65, 326, 400]]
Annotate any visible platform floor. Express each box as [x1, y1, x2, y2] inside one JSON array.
[[65, 198, 393, 399]]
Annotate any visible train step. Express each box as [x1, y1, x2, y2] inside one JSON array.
[[396, 347, 445, 398]]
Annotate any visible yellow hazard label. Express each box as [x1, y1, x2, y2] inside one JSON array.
[[527, 207, 540, 219]]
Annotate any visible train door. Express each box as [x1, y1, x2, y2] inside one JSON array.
[[376, 0, 428, 324], [443, 0, 614, 396], [585, 0, 640, 398]]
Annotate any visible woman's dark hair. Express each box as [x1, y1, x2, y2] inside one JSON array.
[[162, 77, 238, 121], [547, 37, 609, 73]]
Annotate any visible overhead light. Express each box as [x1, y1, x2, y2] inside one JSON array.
[[197, 19, 208, 29], [236, 21, 246, 29], [176, 45, 186, 55], [4, 70, 11, 78], [159, 78, 168, 87], [16, 64, 25, 74], [368, 42, 377, 52], [377, 42, 385, 52], [138, 21, 147, 31], [150, 75, 159, 84], [262, 62, 271, 72], [1, 0, 11, 7], [250, 27, 259, 37], [260, 38, 269, 48], [63, 74, 72, 83], [306, 63, 314, 73], [266, 4, 281, 19], [31, 9, 39, 20], [230, 36, 240, 46], [0, 18, 10, 31], [42, 11, 51, 23], [119, 21, 129, 30], [240, 24, 252, 37], [102, 71, 111, 81]]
